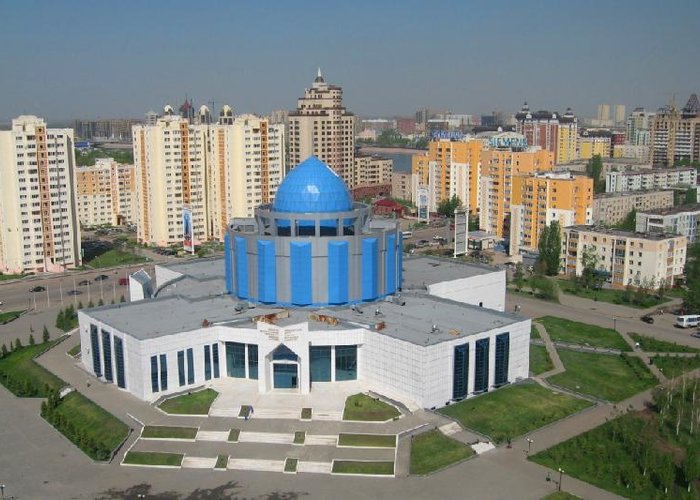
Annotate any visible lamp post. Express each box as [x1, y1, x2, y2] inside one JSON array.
[[558, 467, 564, 492], [613, 316, 617, 332], [1, 483, 5, 500], [526, 437, 534, 454]]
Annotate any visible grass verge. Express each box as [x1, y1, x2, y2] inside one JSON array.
[[0, 340, 65, 396], [530, 323, 541, 339], [653, 355, 700, 378], [338, 433, 396, 448], [530, 345, 554, 375], [0, 273, 24, 281], [42, 391, 129, 460], [228, 428, 240, 442], [332, 460, 394, 475], [294, 431, 305, 444], [239, 405, 251, 418], [438, 382, 591, 444], [141, 425, 197, 440], [541, 493, 581, 500], [629, 332, 700, 353], [343, 393, 400, 421], [0, 310, 24, 325], [215, 454, 228, 469], [123, 451, 183, 467], [301, 407, 312, 420], [67, 344, 81, 357], [86, 249, 148, 269], [158, 388, 218, 415], [557, 279, 669, 309], [409, 429, 474, 475], [548, 351, 657, 402], [538, 316, 630, 351], [284, 458, 298, 473]]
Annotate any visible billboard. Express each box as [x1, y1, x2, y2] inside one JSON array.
[[182, 206, 194, 254], [453, 207, 468, 257], [417, 186, 429, 221]]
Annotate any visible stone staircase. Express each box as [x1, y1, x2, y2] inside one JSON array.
[[227, 458, 285, 472], [297, 461, 333, 474], [237, 431, 295, 445], [195, 430, 230, 442], [181, 456, 218, 468], [305, 434, 338, 446]]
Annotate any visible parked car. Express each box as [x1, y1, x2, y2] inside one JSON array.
[[640, 315, 655, 324], [78, 280, 90, 286], [30, 286, 46, 292], [67, 290, 82, 296], [94, 274, 109, 281], [118, 278, 128, 286]]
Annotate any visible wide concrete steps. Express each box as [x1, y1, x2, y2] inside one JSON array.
[[439, 422, 462, 436], [252, 408, 300, 420], [227, 458, 285, 472], [210, 408, 239, 418], [237, 431, 294, 445], [313, 410, 343, 421], [182, 456, 218, 469], [297, 461, 333, 474], [196, 430, 230, 442], [305, 434, 338, 446]]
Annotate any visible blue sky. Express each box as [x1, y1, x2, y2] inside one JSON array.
[[1, 0, 698, 122]]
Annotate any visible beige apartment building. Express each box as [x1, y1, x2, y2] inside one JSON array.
[[592, 191, 675, 225], [562, 226, 686, 289], [288, 70, 355, 186], [0, 116, 81, 273], [353, 155, 391, 190], [76, 158, 136, 227], [650, 94, 700, 166], [605, 167, 697, 193], [510, 172, 592, 254], [391, 171, 415, 202], [133, 107, 285, 247]]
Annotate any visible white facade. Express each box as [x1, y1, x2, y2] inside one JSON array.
[[76, 159, 136, 227], [605, 168, 697, 193], [636, 206, 700, 244], [427, 269, 506, 312], [0, 116, 81, 273]]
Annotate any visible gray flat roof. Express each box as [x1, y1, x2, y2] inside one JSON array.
[[402, 256, 499, 290], [159, 258, 224, 281]]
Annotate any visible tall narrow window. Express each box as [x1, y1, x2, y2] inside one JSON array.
[[150, 355, 159, 393], [102, 330, 113, 382], [90, 324, 101, 377], [226, 342, 246, 378], [187, 348, 194, 385], [114, 337, 125, 389], [248, 344, 259, 380], [335, 345, 357, 381], [212, 344, 220, 378], [310, 346, 331, 382], [159, 354, 168, 391], [495, 333, 510, 386], [178, 350, 185, 386], [453, 344, 469, 399], [204, 345, 212, 381], [474, 338, 490, 393]]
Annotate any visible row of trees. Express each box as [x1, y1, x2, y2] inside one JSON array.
[[684, 243, 700, 313]]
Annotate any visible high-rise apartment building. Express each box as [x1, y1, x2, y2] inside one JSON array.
[[510, 172, 593, 253], [352, 155, 392, 195], [626, 108, 655, 146], [288, 70, 355, 186], [75, 158, 136, 227], [577, 130, 612, 159], [133, 107, 285, 247], [479, 135, 554, 238], [556, 108, 578, 164], [614, 105, 626, 127], [597, 104, 611, 123], [515, 103, 560, 160], [650, 94, 700, 166], [0, 116, 81, 273]]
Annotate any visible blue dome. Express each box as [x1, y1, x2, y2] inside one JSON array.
[[273, 156, 353, 213]]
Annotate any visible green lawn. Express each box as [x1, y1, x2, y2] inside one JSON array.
[[653, 355, 700, 378], [548, 351, 657, 402], [86, 249, 148, 269], [0, 341, 65, 396], [557, 280, 669, 309], [301, 407, 312, 420], [141, 425, 197, 440], [541, 493, 581, 500], [215, 454, 228, 469], [284, 458, 298, 473], [158, 388, 218, 415], [338, 433, 396, 448], [538, 316, 630, 351], [530, 323, 541, 339], [0, 310, 24, 324], [332, 460, 394, 475], [343, 393, 401, 421], [628, 332, 700, 353], [438, 383, 591, 444], [0, 273, 24, 281], [530, 345, 554, 375], [294, 431, 305, 444], [67, 344, 81, 357], [228, 428, 240, 442], [409, 429, 474, 475], [123, 451, 183, 467], [44, 391, 129, 460]]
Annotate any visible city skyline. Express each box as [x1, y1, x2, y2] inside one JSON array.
[[1, 0, 699, 122]]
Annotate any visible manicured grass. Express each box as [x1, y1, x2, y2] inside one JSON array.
[[409, 429, 474, 475], [343, 393, 400, 421], [294, 431, 305, 444], [438, 382, 591, 444], [548, 351, 657, 402], [301, 407, 312, 420], [530, 323, 541, 339], [67, 344, 81, 357], [86, 249, 148, 269], [332, 460, 394, 475], [141, 425, 197, 440], [0, 272, 24, 281], [284, 458, 298, 473], [158, 388, 218, 415], [43, 391, 129, 460], [215, 454, 228, 469], [628, 332, 700, 353], [123, 451, 183, 467], [239, 405, 252, 418], [653, 355, 700, 378], [530, 345, 554, 375], [557, 279, 669, 309], [338, 433, 396, 448], [228, 428, 240, 442], [541, 493, 581, 500], [0, 310, 24, 324], [0, 340, 65, 397], [538, 316, 630, 351]]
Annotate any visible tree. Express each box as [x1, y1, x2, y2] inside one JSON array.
[[615, 208, 637, 231], [437, 195, 462, 218], [683, 444, 700, 493], [585, 154, 605, 193], [119, 295, 126, 303], [1, 343, 7, 357], [529, 275, 559, 301], [14, 338, 22, 349], [42, 325, 50, 343], [684, 187, 697, 205], [87, 300, 94, 308], [98, 298, 104, 306], [513, 263, 525, 291], [537, 221, 562, 276], [77, 301, 84, 310], [684, 243, 700, 313], [29, 334, 35, 346], [579, 246, 605, 290]]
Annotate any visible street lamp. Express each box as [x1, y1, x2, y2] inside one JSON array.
[[526, 437, 534, 454], [1, 483, 5, 500], [613, 316, 617, 332], [558, 467, 564, 492]]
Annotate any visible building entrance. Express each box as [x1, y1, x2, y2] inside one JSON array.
[[273, 363, 298, 389]]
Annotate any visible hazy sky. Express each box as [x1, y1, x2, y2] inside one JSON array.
[[1, 0, 698, 122]]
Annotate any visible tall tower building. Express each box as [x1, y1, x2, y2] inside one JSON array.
[[597, 104, 611, 122], [650, 94, 700, 166], [626, 107, 655, 146], [75, 158, 136, 227], [556, 108, 578, 164], [288, 69, 356, 186], [514, 103, 560, 160], [0, 116, 82, 273], [614, 104, 626, 127]]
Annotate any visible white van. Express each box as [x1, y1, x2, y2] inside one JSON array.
[[676, 315, 700, 328], [402, 231, 413, 239]]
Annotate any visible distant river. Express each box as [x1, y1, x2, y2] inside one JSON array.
[[359, 147, 419, 173]]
